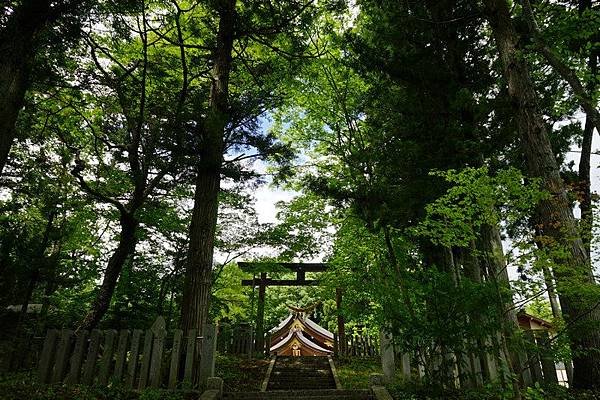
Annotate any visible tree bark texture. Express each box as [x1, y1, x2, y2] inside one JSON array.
[[483, 0, 600, 388], [78, 213, 138, 330], [577, 0, 598, 259], [0, 0, 52, 175], [180, 0, 236, 333]]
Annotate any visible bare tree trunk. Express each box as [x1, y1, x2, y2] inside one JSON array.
[[542, 265, 562, 318], [180, 0, 236, 333], [0, 0, 52, 176], [483, 0, 600, 388], [478, 224, 522, 399], [78, 212, 138, 330], [577, 0, 598, 259]]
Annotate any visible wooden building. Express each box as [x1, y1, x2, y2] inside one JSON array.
[[517, 311, 553, 331], [268, 310, 334, 357]]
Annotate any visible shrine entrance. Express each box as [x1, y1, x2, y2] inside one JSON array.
[[239, 262, 346, 355]]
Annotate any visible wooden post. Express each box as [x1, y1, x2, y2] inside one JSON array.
[[52, 329, 73, 383], [264, 334, 271, 357], [126, 329, 142, 388], [114, 330, 130, 382], [82, 330, 101, 385], [38, 329, 59, 384], [67, 330, 88, 385], [333, 333, 338, 357], [255, 273, 266, 354], [138, 329, 153, 389], [99, 329, 117, 385], [149, 327, 166, 387], [336, 288, 346, 356], [199, 324, 217, 388], [248, 326, 254, 359]]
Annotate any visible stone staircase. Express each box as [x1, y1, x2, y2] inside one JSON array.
[[268, 356, 335, 391], [223, 356, 374, 400]]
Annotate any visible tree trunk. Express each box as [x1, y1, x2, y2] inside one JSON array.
[[0, 0, 51, 175], [478, 224, 522, 399], [483, 0, 600, 388], [577, 0, 598, 259], [78, 212, 138, 330], [180, 0, 236, 333]]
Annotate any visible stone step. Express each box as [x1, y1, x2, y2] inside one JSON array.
[[268, 379, 335, 384], [267, 383, 336, 390], [268, 380, 335, 390], [224, 389, 374, 400], [271, 370, 332, 375]]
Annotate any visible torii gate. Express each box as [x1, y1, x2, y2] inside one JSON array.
[[239, 262, 345, 354]]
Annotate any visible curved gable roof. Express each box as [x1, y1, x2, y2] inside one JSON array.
[[270, 329, 333, 354]]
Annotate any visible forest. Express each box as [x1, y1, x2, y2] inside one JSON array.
[[0, 0, 599, 399]]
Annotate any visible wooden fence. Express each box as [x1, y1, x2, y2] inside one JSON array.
[[377, 329, 572, 389], [37, 317, 217, 389], [335, 333, 380, 357], [217, 323, 253, 356]]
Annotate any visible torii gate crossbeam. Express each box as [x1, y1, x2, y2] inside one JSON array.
[[239, 262, 345, 354]]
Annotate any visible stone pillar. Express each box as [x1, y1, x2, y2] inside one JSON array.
[[380, 329, 395, 383], [401, 352, 411, 378], [199, 324, 217, 388]]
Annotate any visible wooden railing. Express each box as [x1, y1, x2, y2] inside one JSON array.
[[37, 317, 216, 389]]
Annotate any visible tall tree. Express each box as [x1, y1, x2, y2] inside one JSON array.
[[483, 0, 600, 388], [181, 0, 236, 333], [180, 0, 328, 333]]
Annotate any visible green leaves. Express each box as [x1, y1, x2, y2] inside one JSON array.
[[416, 167, 547, 247]]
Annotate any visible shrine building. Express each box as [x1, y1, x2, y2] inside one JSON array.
[[268, 306, 334, 357]]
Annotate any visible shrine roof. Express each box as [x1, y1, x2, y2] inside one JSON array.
[[270, 329, 333, 354]]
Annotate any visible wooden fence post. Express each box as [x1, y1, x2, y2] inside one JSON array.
[[199, 324, 217, 388], [38, 329, 59, 384], [99, 330, 117, 385], [52, 329, 73, 383], [138, 329, 154, 389], [149, 326, 166, 388], [67, 330, 88, 385], [82, 330, 101, 385], [114, 330, 130, 381], [126, 329, 142, 388]]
